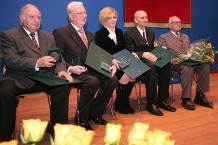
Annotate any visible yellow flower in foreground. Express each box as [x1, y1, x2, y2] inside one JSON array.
[[0, 140, 18, 145], [104, 123, 122, 145], [147, 129, 175, 145], [54, 123, 94, 145], [21, 119, 48, 143], [128, 122, 149, 145]]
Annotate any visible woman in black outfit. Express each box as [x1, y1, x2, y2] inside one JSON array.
[[95, 7, 135, 114]]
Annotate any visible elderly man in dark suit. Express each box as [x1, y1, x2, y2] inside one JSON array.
[[158, 16, 211, 110], [0, 4, 72, 142], [124, 10, 176, 116], [53, 1, 118, 130]]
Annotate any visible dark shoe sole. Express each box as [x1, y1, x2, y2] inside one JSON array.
[[194, 100, 212, 108], [181, 103, 195, 110]]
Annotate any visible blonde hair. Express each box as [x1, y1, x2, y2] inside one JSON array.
[[99, 7, 118, 26]]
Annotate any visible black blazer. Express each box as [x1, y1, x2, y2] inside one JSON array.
[[53, 24, 95, 68], [124, 27, 155, 59], [95, 27, 124, 54]]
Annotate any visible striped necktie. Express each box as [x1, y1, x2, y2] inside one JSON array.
[[30, 33, 41, 52]]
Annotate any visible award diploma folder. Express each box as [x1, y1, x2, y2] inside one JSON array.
[[25, 73, 83, 86], [113, 49, 150, 79], [85, 42, 113, 78], [142, 47, 177, 68], [45, 48, 62, 64]]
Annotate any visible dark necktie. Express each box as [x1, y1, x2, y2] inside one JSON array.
[[78, 29, 88, 48], [175, 32, 180, 37], [142, 31, 147, 41], [30, 33, 41, 52]]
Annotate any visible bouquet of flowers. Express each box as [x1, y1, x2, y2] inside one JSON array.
[[177, 38, 215, 63]]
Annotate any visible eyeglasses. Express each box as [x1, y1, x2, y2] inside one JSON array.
[[72, 12, 87, 15], [170, 21, 182, 25]]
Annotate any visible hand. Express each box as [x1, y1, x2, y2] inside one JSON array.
[[132, 52, 139, 59], [69, 66, 87, 75], [142, 52, 157, 62], [112, 59, 120, 69], [58, 71, 73, 82], [171, 58, 179, 65], [110, 65, 117, 77], [37, 56, 56, 68], [162, 46, 167, 49]]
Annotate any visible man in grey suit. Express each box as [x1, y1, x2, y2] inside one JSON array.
[[53, 1, 118, 130], [0, 4, 73, 141], [158, 16, 211, 110]]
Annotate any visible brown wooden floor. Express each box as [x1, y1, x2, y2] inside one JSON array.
[[15, 73, 218, 145]]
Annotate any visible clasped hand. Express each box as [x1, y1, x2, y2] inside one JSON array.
[[37, 56, 73, 82], [70, 65, 87, 75], [37, 56, 56, 68], [142, 52, 158, 62]]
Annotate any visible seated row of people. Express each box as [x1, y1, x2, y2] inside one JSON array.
[[0, 1, 212, 142]]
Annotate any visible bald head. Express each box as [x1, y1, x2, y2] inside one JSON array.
[[134, 10, 148, 30]]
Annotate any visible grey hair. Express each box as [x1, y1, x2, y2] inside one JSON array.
[[20, 4, 39, 19], [67, 1, 83, 14]]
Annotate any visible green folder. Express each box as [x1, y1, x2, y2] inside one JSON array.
[[142, 47, 177, 68], [25, 72, 83, 86], [113, 49, 150, 79], [85, 42, 113, 78], [45, 48, 62, 64]]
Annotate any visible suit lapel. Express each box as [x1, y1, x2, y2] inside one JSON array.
[[166, 32, 183, 52], [133, 27, 144, 42], [68, 25, 88, 51], [19, 27, 41, 55]]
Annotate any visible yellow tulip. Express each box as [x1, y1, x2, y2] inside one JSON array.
[[128, 123, 149, 145], [54, 123, 95, 145], [0, 140, 18, 145], [104, 123, 122, 145], [22, 119, 48, 143], [147, 129, 175, 145]]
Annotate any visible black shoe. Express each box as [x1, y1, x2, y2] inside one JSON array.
[[194, 93, 212, 108], [74, 118, 93, 130], [156, 101, 176, 112], [89, 115, 108, 125], [0, 136, 12, 142], [125, 104, 135, 114], [146, 104, 163, 116], [115, 105, 129, 114], [182, 99, 195, 110], [46, 123, 54, 139]]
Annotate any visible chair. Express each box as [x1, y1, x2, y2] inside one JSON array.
[[168, 71, 181, 104], [134, 76, 147, 111]]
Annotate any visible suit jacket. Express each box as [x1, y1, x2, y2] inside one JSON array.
[[124, 27, 155, 59], [0, 26, 65, 89], [158, 31, 191, 54], [53, 24, 95, 68], [95, 27, 124, 55]]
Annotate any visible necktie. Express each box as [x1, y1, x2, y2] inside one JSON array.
[[78, 29, 88, 48], [142, 31, 147, 42], [175, 32, 180, 37], [30, 33, 41, 52]]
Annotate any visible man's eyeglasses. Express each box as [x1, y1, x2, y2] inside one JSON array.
[[170, 21, 182, 25], [72, 12, 87, 15]]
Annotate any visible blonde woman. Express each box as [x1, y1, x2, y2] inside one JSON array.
[[95, 7, 135, 114]]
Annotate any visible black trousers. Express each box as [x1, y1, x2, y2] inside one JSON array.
[[0, 79, 71, 140], [142, 62, 171, 104], [72, 71, 118, 120]]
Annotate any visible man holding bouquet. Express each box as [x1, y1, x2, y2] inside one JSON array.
[[158, 16, 212, 110]]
